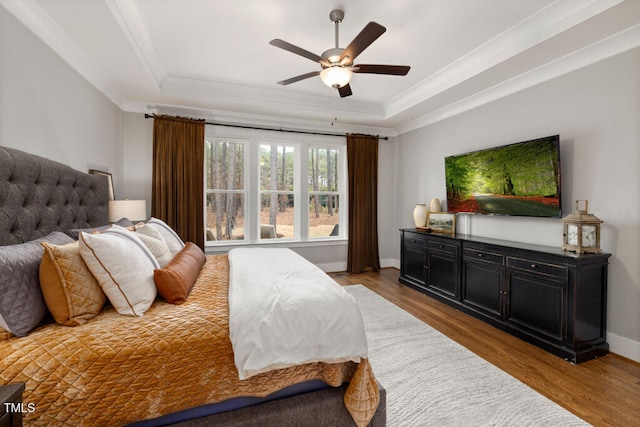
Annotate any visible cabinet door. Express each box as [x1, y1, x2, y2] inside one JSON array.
[[402, 243, 426, 286], [426, 249, 459, 298], [462, 260, 503, 318], [506, 269, 567, 343], [461, 248, 504, 318]]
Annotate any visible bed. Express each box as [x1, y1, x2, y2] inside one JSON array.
[[0, 146, 385, 426]]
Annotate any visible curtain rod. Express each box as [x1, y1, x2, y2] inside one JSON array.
[[144, 114, 389, 140]]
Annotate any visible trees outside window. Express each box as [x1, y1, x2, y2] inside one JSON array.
[[259, 143, 296, 239], [205, 130, 345, 246], [308, 146, 341, 238], [205, 139, 246, 241]]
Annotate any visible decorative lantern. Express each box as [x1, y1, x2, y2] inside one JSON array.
[[562, 200, 603, 254]]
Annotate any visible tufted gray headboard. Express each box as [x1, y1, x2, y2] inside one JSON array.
[[0, 146, 109, 245]]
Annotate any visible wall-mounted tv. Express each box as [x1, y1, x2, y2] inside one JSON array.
[[445, 135, 561, 217]]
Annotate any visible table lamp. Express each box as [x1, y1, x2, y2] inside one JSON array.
[[109, 199, 147, 223]]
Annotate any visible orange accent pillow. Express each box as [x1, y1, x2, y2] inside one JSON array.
[[154, 242, 206, 304], [40, 241, 107, 326]]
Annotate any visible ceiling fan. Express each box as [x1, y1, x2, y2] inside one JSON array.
[[270, 9, 410, 98]]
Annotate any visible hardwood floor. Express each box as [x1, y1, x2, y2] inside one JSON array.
[[330, 268, 640, 427]]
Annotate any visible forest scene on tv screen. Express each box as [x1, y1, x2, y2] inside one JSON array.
[[445, 137, 561, 217]]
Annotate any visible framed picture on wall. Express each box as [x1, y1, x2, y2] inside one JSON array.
[[89, 169, 115, 200], [426, 212, 456, 235]]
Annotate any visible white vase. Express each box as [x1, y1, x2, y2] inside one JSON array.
[[413, 204, 428, 228], [429, 198, 441, 212]]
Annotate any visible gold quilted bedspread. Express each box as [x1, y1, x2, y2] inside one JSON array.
[[0, 255, 379, 426]]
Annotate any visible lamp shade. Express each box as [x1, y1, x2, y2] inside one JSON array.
[[320, 66, 352, 88], [109, 199, 147, 222]]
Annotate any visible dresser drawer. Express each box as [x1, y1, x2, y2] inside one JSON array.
[[463, 248, 504, 265], [427, 239, 458, 254], [507, 257, 567, 278], [404, 232, 427, 248]]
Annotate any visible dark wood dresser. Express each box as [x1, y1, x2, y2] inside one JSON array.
[[399, 228, 610, 363]]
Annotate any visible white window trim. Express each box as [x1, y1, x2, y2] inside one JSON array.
[[204, 125, 347, 248]]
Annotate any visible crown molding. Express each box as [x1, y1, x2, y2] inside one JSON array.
[[159, 75, 386, 122], [394, 23, 640, 135], [105, 0, 166, 88], [122, 101, 398, 137], [0, 0, 124, 106], [384, 0, 626, 119]]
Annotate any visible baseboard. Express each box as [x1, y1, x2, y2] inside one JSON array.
[[317, 262, 347, 273], [317, 258, 399, 273], [385, 258, 400, 270], [607, 332, 640, 363]]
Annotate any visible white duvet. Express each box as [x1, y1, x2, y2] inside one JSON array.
[[228, 248, 368, 380]]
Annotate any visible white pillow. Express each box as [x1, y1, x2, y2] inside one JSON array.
[[145, 217, 185, 256], [135, 225, 173, 267], [79, 225, 159, 317]]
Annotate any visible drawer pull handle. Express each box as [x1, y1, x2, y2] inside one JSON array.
[[439, 244, 444, 249], [531, 264, 537, 269], [478, 253, 483, 257]]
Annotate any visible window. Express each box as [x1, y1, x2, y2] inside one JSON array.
[[308, 146, 341, 239], [205, 139, 246, 242], [259, 143, 296, 240], [204, 128, 346, 246]]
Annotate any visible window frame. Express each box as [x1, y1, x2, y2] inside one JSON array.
[[204, 125, 347, 248]]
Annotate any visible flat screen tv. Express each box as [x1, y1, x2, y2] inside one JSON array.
[[445, 135, 561, 217]]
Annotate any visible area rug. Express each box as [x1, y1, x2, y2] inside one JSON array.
[[345, 285, 589, 427]]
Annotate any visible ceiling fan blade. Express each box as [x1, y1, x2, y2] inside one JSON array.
[[353, 64, 410, 75], [270, 39, 324, 64], [340, 22, 386, 63], [338, 84, 352, 98], [277, 71, 320, 86]]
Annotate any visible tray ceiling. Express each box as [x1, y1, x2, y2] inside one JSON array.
[[2, 0, 639, 135]]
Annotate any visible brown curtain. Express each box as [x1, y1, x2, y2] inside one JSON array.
[[151, 115, 205, 249], [347, 133, 381, 273]]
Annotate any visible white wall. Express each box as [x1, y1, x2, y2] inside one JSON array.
[[377, 137, 399, 268], [121, 112, 153, 216], [391, 47, 640, 361], [0, 8, 121, 184]]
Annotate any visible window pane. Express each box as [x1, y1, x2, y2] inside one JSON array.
[[206, 140, 244, 190], [309, 147, 339, 192], [309, 195, 340, 238], [206, 193, 245, 241], [260, 193, 295, 239], [260, 144, 295, 191]]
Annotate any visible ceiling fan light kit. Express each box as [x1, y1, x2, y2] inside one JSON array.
[[320, 66, 352, 88], [270, 9, 410, 97]]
